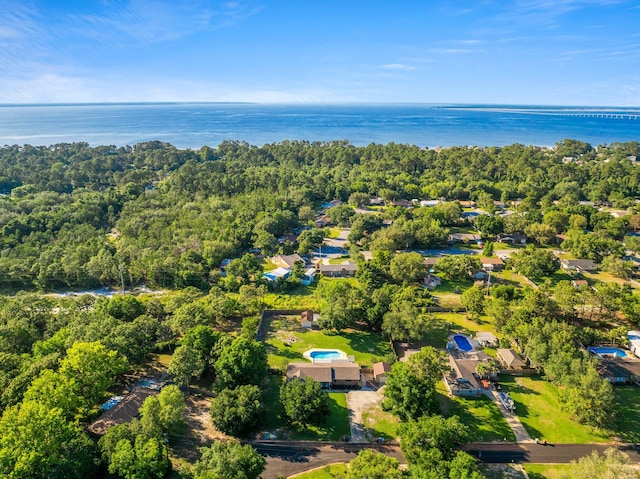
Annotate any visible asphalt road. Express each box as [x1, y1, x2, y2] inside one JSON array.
[[465, 443, 640, 464], [251, 441, 403, 479], [253, 441, 640, 479]]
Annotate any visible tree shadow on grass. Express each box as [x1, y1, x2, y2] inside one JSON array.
[[343, 331, 392, 357]]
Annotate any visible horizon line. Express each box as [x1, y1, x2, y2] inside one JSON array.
[[1, 101, 640, 110]]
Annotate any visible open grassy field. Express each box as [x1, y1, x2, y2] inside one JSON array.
[[436, 383, 516, 442], [533, 270, 574, 288], [265, 315, 393, 370], [499, 375, 609, 444], [361, 404, 401, 441], [261, 375, 351, 441], [611, 386, 640, 443], [263, 285, 321, 310], [523, 464, 573, 479], [290, 463, 348, 479]]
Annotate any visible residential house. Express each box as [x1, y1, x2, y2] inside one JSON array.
[[493, 200, 506, 209], [382, 219, 395, 227], [390, 199, 413, 208], [443, 355, 483, 397], [319, 262, 358, 277], [262, 267, 292, 282], [496, 349, 533, 374], [596, 357, 640, 384], [560, 259, 598, 272], [420, 200, 441, 207], [571, 279, 589, 289], [473, 270, 489, 281], [271, 254, 304, 270], [459, 200, 476, 208], [369, 197, 384, 206], [424, 257, 438, 269], [496, 233, 527, 245], [372, 362, 392, 385], [89, 388, 158, 435], [360, 251, 374, 261], [314, 215, 331, 228], [448, 233, 482, 244], [286, 362, 361, 389], [480, 257, 505, 272]]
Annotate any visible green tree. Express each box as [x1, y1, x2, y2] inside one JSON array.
[[169, 344, 205, 389], [390, 252, 428, 284], [558, 448, 639, 479], [399, 415, 471, 465], [214, 336, 267, 390], [382, 301, 432, 342], [524, 222, 557, 244], [192, 441, 265, 479], [139, 385, 185, 438], [280, 377, 330, 428], [59, 341, 128, 407], [0, 401, 96, 479], [226, 254, 261, 284], [435, 255, 481, 281], [509, 245, 559, 279], [108, 435, 170, 479], [383, 347, 447, 420], [474, 215, 504, 235], [601, 255, 632, 280], [482, 241, 494, 257], [460, 286, 485, 321], [348, 192, 371, 208], [448, 451, 486, 479], [347, 449, 403, 479], [318, 281, 363, 331], [327, 204, 355, 226], [210, 385, 263, 437]]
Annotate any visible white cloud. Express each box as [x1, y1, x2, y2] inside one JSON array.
[[380, 63, 416, 71]]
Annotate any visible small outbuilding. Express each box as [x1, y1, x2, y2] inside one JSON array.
[[372, 362, 392, 385], [475, 332, 499, 347], [497, 349, 533, 374]]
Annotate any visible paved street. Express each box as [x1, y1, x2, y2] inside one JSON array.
[[252, 441, 640, 479], [252, 441, 403, 479]]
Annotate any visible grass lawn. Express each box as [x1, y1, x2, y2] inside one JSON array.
[[328, 256, 351, 264], [290, 463, 348, 479], [265, 316, 393, 370], [435, 312, 498, 336], [431, 277, 474, 307], [499, 375, 609, 444], [611, 386, 640, 443], [327, 227, 341, 239], [361, 404, 401, 441], [534, 270, 574, 288], [524, 464, 573, 479], [584, 271, 638, 289], [263, 284, 321, 310], [492, 270, 532, 289], [436, 383, 516, 442], [261, 375, 351, 441]]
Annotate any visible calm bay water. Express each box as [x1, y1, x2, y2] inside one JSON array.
[[0, 103, 639, 149]]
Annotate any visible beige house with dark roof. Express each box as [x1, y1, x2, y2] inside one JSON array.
[[271, 254, 304, 269], [497, 349, 534, 374], [286, 362, 361, 389]]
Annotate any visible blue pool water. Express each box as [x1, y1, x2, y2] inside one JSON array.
[[310, 350, 343, 360], [453, 335, 473, 352], [588, 347, 627, 358]]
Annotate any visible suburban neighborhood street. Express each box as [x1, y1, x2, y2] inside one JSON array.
[[253, 441, 640, 479]]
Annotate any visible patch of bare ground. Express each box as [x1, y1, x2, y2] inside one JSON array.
[[172, 394, 228, 461]]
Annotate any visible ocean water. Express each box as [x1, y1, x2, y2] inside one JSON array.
[[0, 103, 638, 149]]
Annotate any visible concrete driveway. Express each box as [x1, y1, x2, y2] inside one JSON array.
[[346, 390, 383, 443]]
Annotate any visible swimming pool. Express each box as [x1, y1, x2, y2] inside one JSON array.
[[453, 335, 473, 352], [310, 350, 342, 360], [588, 347, 628, 358], [303, 348, 348, 362]]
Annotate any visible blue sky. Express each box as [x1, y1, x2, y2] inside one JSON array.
[[0, 0, 638, 105]]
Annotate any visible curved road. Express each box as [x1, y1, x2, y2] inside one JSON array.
[[252, 441, 640, 479]]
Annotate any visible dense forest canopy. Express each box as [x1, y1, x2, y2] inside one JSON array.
[[0, 139, 639, 291]]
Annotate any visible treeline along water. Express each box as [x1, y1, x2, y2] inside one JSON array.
[[0, 103, 638, 148]]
